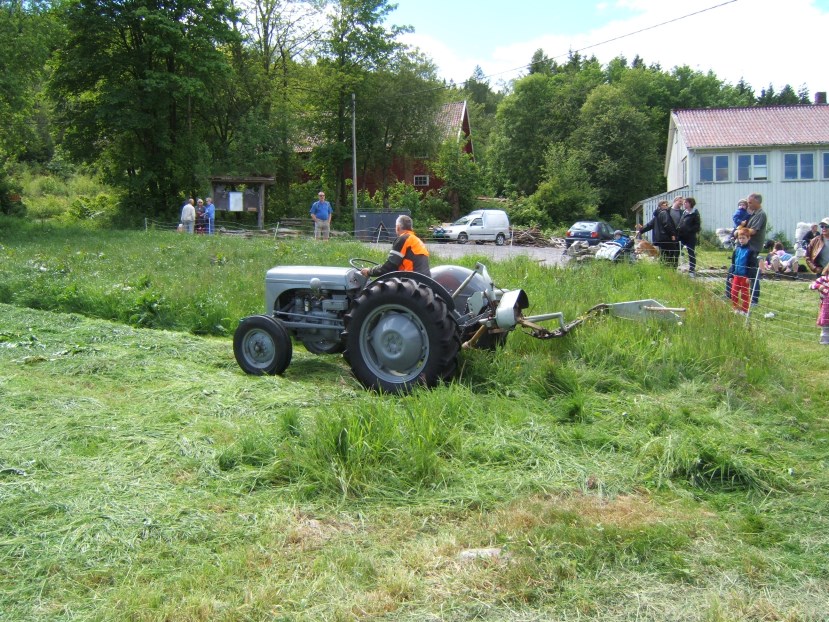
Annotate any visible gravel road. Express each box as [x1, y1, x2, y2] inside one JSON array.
[[362, 241, 566, 267]]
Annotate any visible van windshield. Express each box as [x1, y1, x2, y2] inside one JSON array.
[[452, 216, 470, 226]]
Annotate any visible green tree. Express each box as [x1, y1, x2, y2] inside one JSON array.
[[528, 48, 554, 75], [487, 52, 603, 196], [429, 140, 480, 219], [232, 0, 324, 209], [0, 0, 63, 164], [355, 50, 442, 205], [456, 66, 501, 194], [50, 0, 238, 219], [572, 83, 662, 219], [758, 83, 808, 105], [311, 0, 410, 208], [525, 142, 599, 227]]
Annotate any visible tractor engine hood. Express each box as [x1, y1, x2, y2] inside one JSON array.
[[265, 265, 362, 290], [265, 266, 363, 313]]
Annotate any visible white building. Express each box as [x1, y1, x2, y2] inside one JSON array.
[[637, 102, 829, 243]]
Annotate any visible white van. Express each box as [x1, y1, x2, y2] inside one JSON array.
[[438, 209, 511, 245]]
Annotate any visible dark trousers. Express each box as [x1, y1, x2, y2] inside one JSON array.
[[683, 241, 697, 274], [657, 242, 680, 268]]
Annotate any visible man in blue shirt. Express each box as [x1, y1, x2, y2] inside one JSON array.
[[310, 191, 332, 240], [204, 197, 215, 235]]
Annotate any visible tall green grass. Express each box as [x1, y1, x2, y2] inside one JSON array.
[[1, 221, 828, 620]]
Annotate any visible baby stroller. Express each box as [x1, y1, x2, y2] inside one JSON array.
[[595, 232, 636, 263]]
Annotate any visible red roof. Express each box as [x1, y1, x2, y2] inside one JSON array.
[[436, 101, 467, 142], [673, 106, 829, 149]]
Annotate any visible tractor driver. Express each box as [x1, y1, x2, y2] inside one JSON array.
[[360, 215, 431, 278]]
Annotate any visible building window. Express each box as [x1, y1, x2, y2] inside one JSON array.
[[699, 155, 729, 182], [823, 152, 829, 179], [737, 154, 768, 181], [784, 153, 814, 180], [413, 175, 429, 187]]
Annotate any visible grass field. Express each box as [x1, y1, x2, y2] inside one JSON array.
[[1, 219, 828, 621]]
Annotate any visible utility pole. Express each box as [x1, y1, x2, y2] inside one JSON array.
[[351, 93, 358, 231]]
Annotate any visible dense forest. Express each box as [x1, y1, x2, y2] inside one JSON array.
[[0, 0, 814, 227]]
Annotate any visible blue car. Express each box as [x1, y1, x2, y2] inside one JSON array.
[[565, 220, 615, 248]]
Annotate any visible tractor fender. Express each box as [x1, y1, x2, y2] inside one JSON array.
[[371, 271, 456, 313]]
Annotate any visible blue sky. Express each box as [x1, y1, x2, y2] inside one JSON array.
[[391, 0, 828, 94]]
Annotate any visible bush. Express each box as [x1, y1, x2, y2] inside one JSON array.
[[27, 195, 67, 220], [65, 193, 118, 227], [698, 229, 725, 250], [385, 181, 423, 220], [0, 171, 26, 217], [420, 190, 452, 225], [768, 229, 793, 250]]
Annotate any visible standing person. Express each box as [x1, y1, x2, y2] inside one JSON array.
[[636, 200, 679, 268], [809, 266, 829, 345], [195, 198, 206, 234], [670, 196, 683, 230], [360, 215, 431, 278], [310, 191, 332, 240], [805, 218, 829, 274], [204, 197, 215, 235], [730, 227, 759, 315], [678, 197, 701, 277], [180, 198, 196, 234], [726, 198, 751, 297], [744, 193, 767, 305]]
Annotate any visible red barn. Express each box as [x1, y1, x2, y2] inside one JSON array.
[[350, 100, 474, 196]]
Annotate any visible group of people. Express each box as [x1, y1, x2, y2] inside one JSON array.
[[634, 193, 767, 310], [635, 195, 701, 274], [724, 194, 767, 313], [180, 197, 215, 234], [804, 219, 829, 345]]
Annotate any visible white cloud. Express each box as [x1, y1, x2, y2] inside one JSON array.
[[406, 0, 827, 95]]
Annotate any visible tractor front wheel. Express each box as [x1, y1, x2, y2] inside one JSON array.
[[343, 278, 460, 393], [234, 315, 293, 375]]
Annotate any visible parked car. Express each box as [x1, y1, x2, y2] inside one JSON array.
[[565, 220, 615, 248], [433, 210, 511, 245]]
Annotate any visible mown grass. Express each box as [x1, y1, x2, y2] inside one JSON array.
[[1, 218, 828, 620]]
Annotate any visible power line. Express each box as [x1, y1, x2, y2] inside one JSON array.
[[451, 0, 740, 90]]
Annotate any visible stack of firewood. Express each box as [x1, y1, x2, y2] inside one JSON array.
[[509, 226, 562, 247]]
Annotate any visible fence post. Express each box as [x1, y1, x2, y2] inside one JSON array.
[[745, 266, 761, 325]]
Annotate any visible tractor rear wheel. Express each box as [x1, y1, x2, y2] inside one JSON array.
[[343, 278, 460, 393], [234, 315, 293, 375]]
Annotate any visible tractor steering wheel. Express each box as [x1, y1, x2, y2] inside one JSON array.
[[349, 258, 380, 270]]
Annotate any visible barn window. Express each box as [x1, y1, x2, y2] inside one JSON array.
[[413, 175, 429, 187]]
